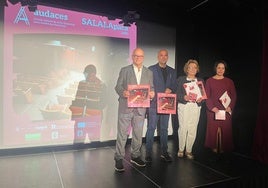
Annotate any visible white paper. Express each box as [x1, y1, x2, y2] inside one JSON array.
[[215, 110, 226, 120]]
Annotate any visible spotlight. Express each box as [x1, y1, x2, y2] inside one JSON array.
[[7, 0, 38, 12], [119, 11, 140, 27], [20, 0, 28, 6], [28, 5, 37, 12], [8, 0, 20, 5], [107, 16, 116, 21], [28, 0, 38, 12], [2, 0, 8, 6]]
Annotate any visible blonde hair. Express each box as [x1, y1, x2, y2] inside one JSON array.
[[183, 59, 199, 74]]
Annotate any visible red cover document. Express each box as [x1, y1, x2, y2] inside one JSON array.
[[183, 81, 207, 101], [157, 93, 176, 114], [128, 84, 150, 107]]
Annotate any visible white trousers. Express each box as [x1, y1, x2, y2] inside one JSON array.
[[177, 102, 201, 153]]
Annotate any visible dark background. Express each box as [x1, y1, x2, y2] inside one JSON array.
[[1, 0, 265, 157]]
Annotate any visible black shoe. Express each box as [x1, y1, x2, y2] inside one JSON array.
[[115, 159, 125, 172], [145, 156, 152, 163], [130, 157, 146, 167], [161, 153, 173, 162]]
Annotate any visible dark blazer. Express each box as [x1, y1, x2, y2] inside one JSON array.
[[149, 63, 177, 108], [115, 64, 154, 114]]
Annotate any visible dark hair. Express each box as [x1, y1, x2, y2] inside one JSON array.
[[213, 60, 228, 75], [84, 64, 96, 75]]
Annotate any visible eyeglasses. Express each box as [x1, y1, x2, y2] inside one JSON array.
[[133, 55, 144, 58]]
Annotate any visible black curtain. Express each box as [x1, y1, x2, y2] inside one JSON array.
[[252, 10, 268, 165]]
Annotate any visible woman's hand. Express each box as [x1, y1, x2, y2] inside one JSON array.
[[212, 107, 219, 113], [196, 97, 203, 103], [226, 106, 232, 113]]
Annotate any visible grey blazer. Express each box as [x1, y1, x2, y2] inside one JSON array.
[[115, 64, 154, 115]]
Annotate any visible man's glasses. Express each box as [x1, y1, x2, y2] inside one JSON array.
[[133, 55, 144, 58]]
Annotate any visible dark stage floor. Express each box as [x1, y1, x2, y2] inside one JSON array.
[[0, 139, 267, 188]]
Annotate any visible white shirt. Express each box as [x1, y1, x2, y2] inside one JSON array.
[[186, 77, 197, 82], [133, 65, 142, 84]]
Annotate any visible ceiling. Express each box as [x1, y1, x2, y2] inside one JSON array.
[[37, 0, 261, 26]]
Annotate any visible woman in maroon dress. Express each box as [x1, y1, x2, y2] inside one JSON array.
[[205, 60, 237, 154]]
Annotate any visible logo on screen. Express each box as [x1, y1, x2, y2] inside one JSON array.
[[14, 7, 30, 25]]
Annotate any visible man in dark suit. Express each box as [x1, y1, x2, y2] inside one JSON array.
[[145, 49, 177, 162], [114, 48, 155, 172]]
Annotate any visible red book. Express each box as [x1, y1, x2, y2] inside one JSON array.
[[183, 81, 207, 101], [157, 93, 176, 114], [127, 84, 150, 107]]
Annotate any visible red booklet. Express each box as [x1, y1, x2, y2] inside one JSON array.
[[183, 81, 207, 101], [157, 93, 176, 114], [127, 84, 150, 107]]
